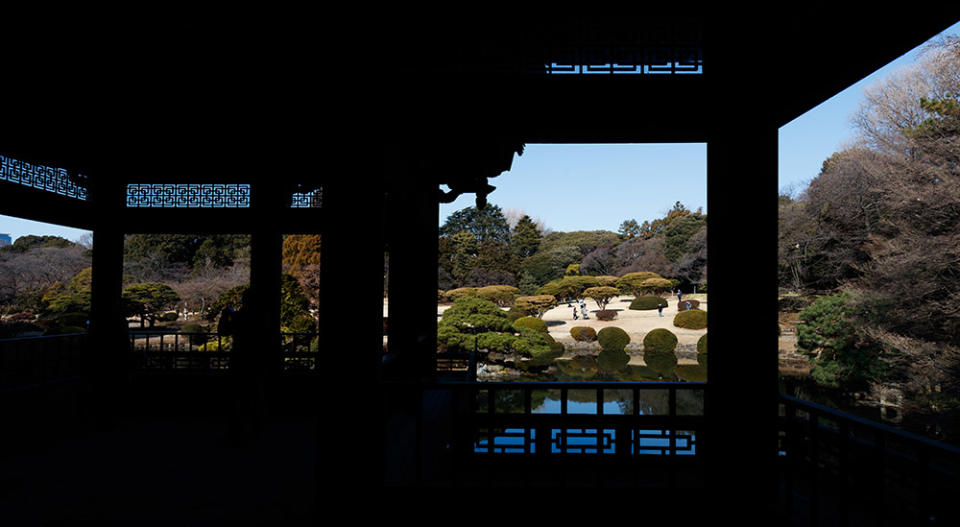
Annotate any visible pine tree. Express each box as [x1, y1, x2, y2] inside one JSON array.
[[511, 215, 541, 258]]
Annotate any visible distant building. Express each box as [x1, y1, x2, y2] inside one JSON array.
[[0, 233, 11, 247]]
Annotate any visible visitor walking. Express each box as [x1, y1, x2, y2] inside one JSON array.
[[572, 306, 578, 320], [658, 303, 664, 317], [676, 289, 683, 303]]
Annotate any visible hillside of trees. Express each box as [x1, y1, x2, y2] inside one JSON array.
[[778, 37, 960, 424], [0, 233, 322, 337], [438, 201, 706, 295]]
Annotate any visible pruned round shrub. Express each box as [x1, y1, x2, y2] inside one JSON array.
[[617, 272, 663, 295], [477, 285, 520, 307], [595, 309, 617, 321], [629, 296, 667, 310], [161, 311, 179, 322], [673, 308, 707, 330], [643, 328, 678, 354], [506, 307, 526, 323], [597, 326, 630, 351], [514, 327, 557, 359], [438, 289, 448, 303], [439, 296, 513, 336], [513, 316, 548, 333], [569, 326, 597, 342], [676, 299, 701, 311], [444, 287, 479, 301], [513, 295, 558, 318]]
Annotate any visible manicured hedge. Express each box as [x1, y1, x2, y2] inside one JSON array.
[[477, 285, 520, 307], [513, 316, 548, 333], [444, 287, 479, 301], [597, 326, 630, 351], [673, 308, 707, 330], [570, 326, 597, 342], [629, 296, 667, 310], [643, 328, 678, 354], [506, 307, 526, 323]]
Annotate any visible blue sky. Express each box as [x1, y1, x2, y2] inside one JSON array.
[[778, 20, 960, 196], [0, 214, 91, 245], [1, 20, 957, 242], [439, 143, 707, 233]]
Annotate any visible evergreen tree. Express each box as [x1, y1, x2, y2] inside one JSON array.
[[439, 205, 511, 244], [511, 215, 541, 258], [618, 219, 640, 240]]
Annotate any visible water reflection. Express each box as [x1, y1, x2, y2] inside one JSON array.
[[483, 386, 704, 416], [476, 349, 707, 383]]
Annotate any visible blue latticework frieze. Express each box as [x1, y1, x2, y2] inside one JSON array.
[[537, 26, 702, 75], [125, 184, 251, 208], [542, 46, 702, 74], [473, 427, 697, 456], [289, 187, 322, 208], [0, 154, 88, 200]]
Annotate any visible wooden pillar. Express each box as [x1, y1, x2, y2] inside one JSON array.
[[704, 125, 780, 505], [384, 172, 438, 380], [318, 160, 385, 486], [88, 175, 128, 421], [248, 183, 284, 386]]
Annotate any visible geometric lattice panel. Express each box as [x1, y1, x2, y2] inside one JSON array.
[[474, 427, 533, 454], [553, 428, 617, 454], [125, 184, 251, 208], [540, 38, 702, 75], [289, 186, 322, 208], [0, 154, 88, 200], [472, 427, 698, 456]]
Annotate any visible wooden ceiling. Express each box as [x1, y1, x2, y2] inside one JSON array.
[[0, 8, 956, 182]]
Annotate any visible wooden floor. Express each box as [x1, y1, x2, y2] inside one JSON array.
[[0, 414, 318, 525]]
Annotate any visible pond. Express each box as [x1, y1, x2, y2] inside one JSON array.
[[779, 373, 960, 447], [474, 348, 707, 383], [472, 382, 704, 455]]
